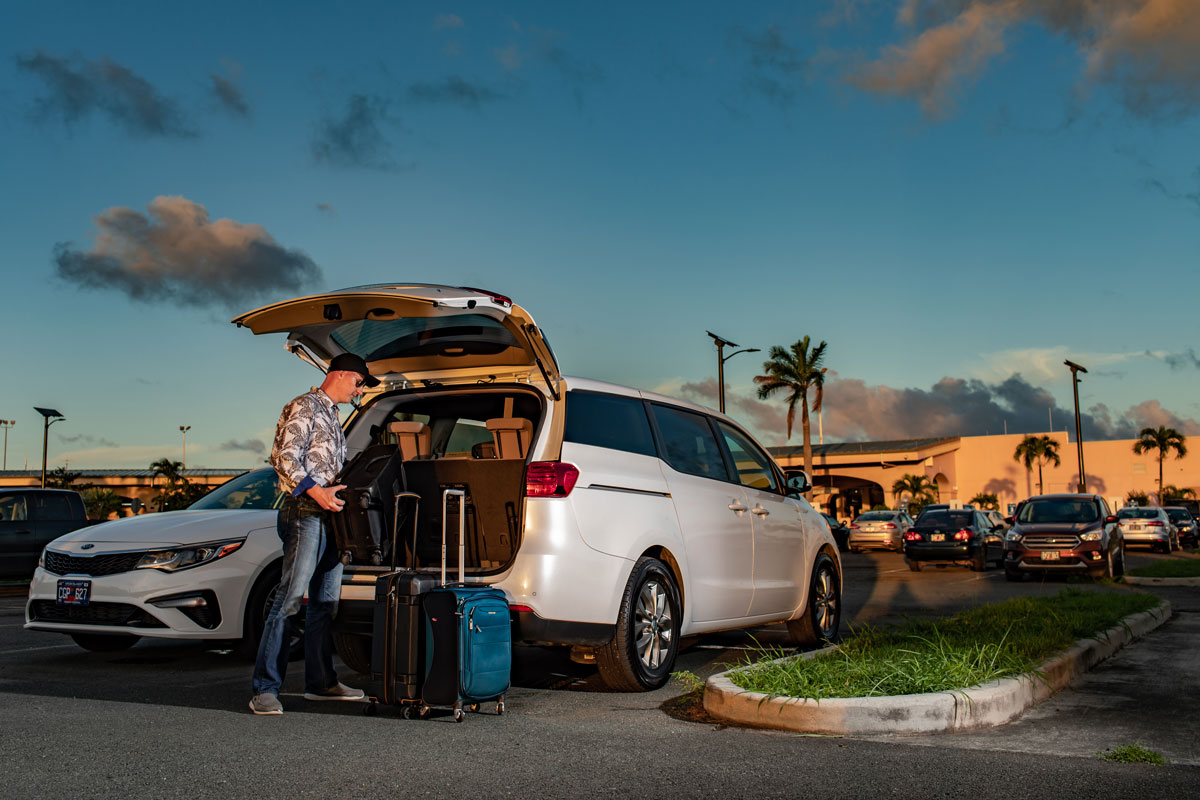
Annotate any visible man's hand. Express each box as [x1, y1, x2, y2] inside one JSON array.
[[307, 484, 347, 512]]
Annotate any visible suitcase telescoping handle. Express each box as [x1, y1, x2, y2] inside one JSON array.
[[441, 488, 466, 586], [391, 492, 421, 571]]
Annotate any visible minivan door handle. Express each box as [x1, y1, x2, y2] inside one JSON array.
[[751, 506, 769, 516], [728, 502, 747, 513]]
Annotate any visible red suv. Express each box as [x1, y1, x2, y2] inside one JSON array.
[[1004, 494, 1124, 581]]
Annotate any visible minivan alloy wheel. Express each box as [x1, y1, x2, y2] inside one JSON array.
[[596, 556, 681, 691], [634, 579, 673, 670]]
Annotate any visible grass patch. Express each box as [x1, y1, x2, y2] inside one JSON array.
[[1098, 743, 1168, 765], [730, 589, 1160, 700], [1127, 559, 1200, 578]]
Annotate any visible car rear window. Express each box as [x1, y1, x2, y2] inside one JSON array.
[[649, 404, 729, 482], [1018, 499, 1100, 524], [563, 391, 656, 457], [915, 510, 972, 528], [329, 314, 523, 361], [1165, 509, 1190, 521], [856, 511, 895, 522], [1117, 508, 1160, 520]]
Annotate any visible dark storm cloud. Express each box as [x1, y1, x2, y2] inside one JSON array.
[[16, 50, 194, 137], [729, 24, 808, 109], [53, 195, 322, 311], [58, 433, 118, 448], [407, 75, 505, 109], [219, 439, 266, 455], [210, 73, 250, 117], [311, 94, 397, 170]]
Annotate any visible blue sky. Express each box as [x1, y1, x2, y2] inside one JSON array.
[[2, 0, 1198, 470]]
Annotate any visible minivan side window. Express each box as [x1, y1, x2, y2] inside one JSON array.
[[716, 422, 779, 493], [0, 494, 28, 522], [563, 391, 656, 457], [649, 404, 729, 482]]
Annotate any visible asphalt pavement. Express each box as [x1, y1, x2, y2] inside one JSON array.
[[0, 550, 1197, 798]]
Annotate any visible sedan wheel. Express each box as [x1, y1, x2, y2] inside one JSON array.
[[597, 557, 681, 692], [240, 565, 305, 661]]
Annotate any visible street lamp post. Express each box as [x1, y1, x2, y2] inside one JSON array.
[[180, 425, 191, 470], [0, 419, 14, 471], [706, 331, 760, 414], [34, 407, 65, 488], [1064, 360, 1088, 493]]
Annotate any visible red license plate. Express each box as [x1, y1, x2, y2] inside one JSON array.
[[56, 579, 91, 606]]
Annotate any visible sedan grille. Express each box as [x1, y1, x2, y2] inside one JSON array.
[[29, 601, 166, 628], [1022, 533, 1081, 549], [43, 550, 144, 577]]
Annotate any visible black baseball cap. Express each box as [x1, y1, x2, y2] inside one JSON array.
[[327, 353, 380, 387]]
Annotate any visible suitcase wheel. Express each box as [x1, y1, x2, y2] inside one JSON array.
[[454, 708, 465, 723], [468, 703, 479, 713], [364, 701, 379, 717], [401, 705, 416, 720], [419, 705, 431, 720], [496, 698, 505, 715]]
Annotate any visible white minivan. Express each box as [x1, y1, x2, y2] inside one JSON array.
[[234, 284, 841, 691]]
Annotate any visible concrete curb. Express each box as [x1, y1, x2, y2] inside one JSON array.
[[1123, 576, 1200, 586], [703, 601, 1172, 736]]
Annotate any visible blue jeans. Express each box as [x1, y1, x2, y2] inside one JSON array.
[[252, 501, 344, 696]]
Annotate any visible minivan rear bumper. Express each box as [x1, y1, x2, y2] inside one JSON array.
[[511, 609, 614, 646]]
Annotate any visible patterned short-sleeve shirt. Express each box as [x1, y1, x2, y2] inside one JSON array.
[[270, 389, 346, 497]]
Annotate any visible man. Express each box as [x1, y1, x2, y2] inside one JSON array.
[[249, 353, 380, 715]]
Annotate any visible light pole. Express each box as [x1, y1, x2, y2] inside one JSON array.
[[34, 407, 65, 488], [706, 331, 760, 414], [1064, 360, 1088, 493], [0, 419, 14, 471], [180, 425, 191, 470]]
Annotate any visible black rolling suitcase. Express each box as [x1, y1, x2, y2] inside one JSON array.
[[328, 444, 404, 566]]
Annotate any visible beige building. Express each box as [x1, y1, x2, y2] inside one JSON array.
[[769, 431, 1199, 519], [0, 469, 245, 514]]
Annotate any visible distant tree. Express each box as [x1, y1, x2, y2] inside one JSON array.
[[969, 492, 999, 511], [44, 466, 82, 489], [892, 474, 939, 517], [754, 336, 827, 496], [82, 488, 125, 520], [149, 457, 202, 511], [1013, 435, 1061, 495], [1159, 485, 1197, 503], [150, 458, 185, 485], [1125, 490, 1150, 506], [1132, 426, 1188, 504]]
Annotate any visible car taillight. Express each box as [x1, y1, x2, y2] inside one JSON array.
[[849, 523, 859, 529], [1146, 521, 1164, 527], [525, 462, 580, 497], [904, 531, 921, 541], [509, 604, 534, 614], [882, 523, 896, 529], [953, 529, 971, 541]]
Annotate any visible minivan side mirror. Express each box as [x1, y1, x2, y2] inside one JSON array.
[[785, 471, 810, 497]]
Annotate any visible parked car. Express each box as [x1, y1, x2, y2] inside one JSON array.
[[821, 513, 850, 552], [1003, 494, 1124, 581], [903, 509, 1003, 571], [1116, 506, 1179, 553], [984, 509, 1010, 533], [25, 468, 303, 656], [1164, 507, 1198, 547], [233, 284, 842, 691], [848, 510, 912, 553], [1, 488, 90, 578]]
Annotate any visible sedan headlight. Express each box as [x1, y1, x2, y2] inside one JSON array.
[[1005, 531, 1023, 542], [1079, 532, 1102, 542], [136, 540, 244, 572]]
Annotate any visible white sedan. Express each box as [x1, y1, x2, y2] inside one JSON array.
[[25, 468, 301, 656]]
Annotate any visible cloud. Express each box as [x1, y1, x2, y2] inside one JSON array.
[[677, 377, 788, 433], [218, 438, 266, 455], [210, 73, 250, 117], [53, 195, 323, 311], [1143, 165, 1200, 211], [16, 50, 194, 137], [316, 202, 336, 217], [848, 0, 1200, 120], [433, 14, 464, 30], [972, 346, 1146, 384], [407, 75, 505, 109], [1158, 348, 1200, 370], [729, 24, 809, 109], [498, 27, 603, 103], [57, 433, 118, 448], [312, 94, 398, 170]]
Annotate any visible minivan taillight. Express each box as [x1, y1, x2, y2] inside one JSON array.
[[525, 462, 579, 497]]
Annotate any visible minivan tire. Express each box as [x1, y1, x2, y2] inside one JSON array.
[[786, 553, 841, 648], [596, 557, 681, 692]]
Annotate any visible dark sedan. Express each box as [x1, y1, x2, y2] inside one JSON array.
[[1164, 507, 1197, 548], [1003, 493, 1124, 581], [903, 509, 1004, 572], [821, 512, 850, 552]]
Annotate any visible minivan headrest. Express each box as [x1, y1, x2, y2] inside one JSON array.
[[389, 421, 431, 461], [485, 418, 532, 460]]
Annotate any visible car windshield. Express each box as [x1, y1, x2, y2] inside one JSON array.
[[188, 468, 282, 511], [1165, 510, 1190, 521], [1117, 508, 1160, 520], [856, 511, 895, 522], [915, 510, 972, 528], [1018, 499, 1099, 524]]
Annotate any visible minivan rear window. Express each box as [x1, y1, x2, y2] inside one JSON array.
[[650, 404, 729, 482], [563, 391, 656, 457], [330, 314, 522, 361]]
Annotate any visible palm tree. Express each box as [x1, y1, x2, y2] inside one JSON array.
[[150, 457, 184, 485], [969, 492, 999, 511], [892, 474, 939, 517], [1125, 490, 1150, 506], [82, 487, 124, 521], [754, 336, 827, 493], [1132, 426, 1188, 504], [1013, 435, 1060, 494], [1160, 485, 1197, 503]]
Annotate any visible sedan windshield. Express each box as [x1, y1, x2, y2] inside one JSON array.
[[1018, 499, 1099, 524], [188, 468, 282, 511]]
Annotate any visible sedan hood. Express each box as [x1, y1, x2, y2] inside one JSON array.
[[50, 510, 277, 548]]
